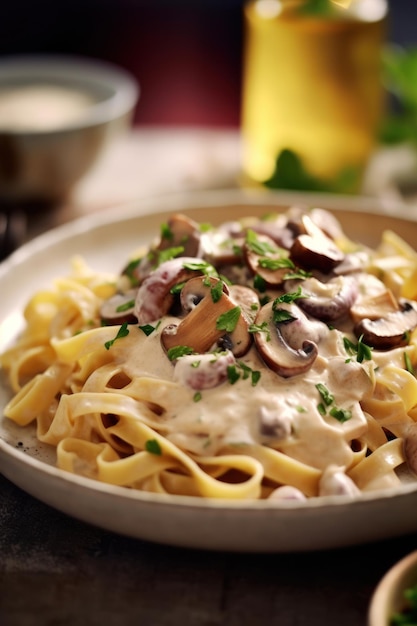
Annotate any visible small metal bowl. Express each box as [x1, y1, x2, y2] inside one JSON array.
[[0, 54, 139, 204]]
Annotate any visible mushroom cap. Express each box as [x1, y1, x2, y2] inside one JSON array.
[[161, 276, 252, 357], [134, 257, 203, 324], [354, 299, 417, 350], [293, 275, 358, 322], [289, 215, 344, 273], [100, 289, 138, 325], [253, 301, 318, 378]]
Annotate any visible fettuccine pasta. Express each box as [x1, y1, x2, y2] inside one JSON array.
[[2, 206, 417, 501]]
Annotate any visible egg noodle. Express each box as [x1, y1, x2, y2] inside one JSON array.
[[2, 206, 417, 501]]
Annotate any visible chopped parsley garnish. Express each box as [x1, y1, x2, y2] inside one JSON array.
[[145, 439, 162, 455], [193, 391, 202, 402], [216, 307, 241, 333], [343, 335, 372, 363], [258, 257, 295, 271], [273, 286, 307, 304], [227, 364, 241, 385], [123, 258, 141, 286], [116, 299, 135, 313], [104, 322, 130, 350], [157, 246, 185, 265], [170, 281, 186, 295], [182, 260, 218, 277], [315, 382, 352, 423], [138, 322, 160, 336], [405, 352, 415, 376], [272, 308, 296, 324], [246, 229, 279, 255], [160, 222, 174, 241], [210, 280, 224, 303], [329, 407, 352, 423], [283, 268, 312, 280], [254, 274, 267, 293], [316, 383, 334, 407], [167, 345, 195, 361], [226, 362, 261, 386], [248, 321, 271, 341]]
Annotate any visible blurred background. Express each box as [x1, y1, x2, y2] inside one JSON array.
[[0, 0, 415, 129]]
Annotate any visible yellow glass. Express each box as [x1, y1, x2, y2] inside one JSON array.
[[241, 0, 389, 191]]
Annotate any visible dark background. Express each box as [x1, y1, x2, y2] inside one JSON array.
[[0, 1, 414, 127]]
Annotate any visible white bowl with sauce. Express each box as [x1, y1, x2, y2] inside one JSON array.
[[0, 55, 139, 204], [369, 551, 417, 626]]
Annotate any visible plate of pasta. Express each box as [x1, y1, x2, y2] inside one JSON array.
[[2, 188, 417, 553]]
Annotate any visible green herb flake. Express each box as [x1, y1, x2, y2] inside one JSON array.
[[167, 345, 195, 361], [343, 335, 372, 363], [104, 322, 130, 350], [145, 439, 162, 455], [246, 229, 279, 256], [116, 299, 135, 313], [273, 286, 307, 305], [216, 306, 241, 333], [124, 258, 142, 286], [272, 309, 296, 324], [157, 246, 185, 265], [227, 365, 241, 385], [405, 352, 416, 377], [329, 407, 352, 423], [160, 222, 174, 241], [182, 260, 218, 277], [316, 383, 334, 407], [170, 281, 186, 295], [317, 402, 326, 416], [138, 323, 159, 337], [248, 321, 271, 341], [211, 280, 224, 303], [258, 257, 295, 271], [251, 370, 261, 386], [253, 274, 267, 293], [193, 391, 202, 403], [356, 335, 373, 363]]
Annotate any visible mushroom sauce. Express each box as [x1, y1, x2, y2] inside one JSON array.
[[2, 206, 417, 500]]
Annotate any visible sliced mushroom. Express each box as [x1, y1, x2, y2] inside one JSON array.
[[350, 289, 399, 324], [159, 213, 202, 258], [354, 299, 417, 350], [289, 215, 344, 273], [249, 213, 296, 249], [201, 220, 244, 265], [161, 276, 252, 357], [288, 275, 358, 322], [173, 350, 236, 390], [134, 257, 202, 324], [227, 284, 260, 323], [243, 232, 292, 286], [253, 301, 318, 377], [100, 289, 138, 325]]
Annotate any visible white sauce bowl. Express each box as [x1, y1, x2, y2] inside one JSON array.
[[0, 55, 139, 204]]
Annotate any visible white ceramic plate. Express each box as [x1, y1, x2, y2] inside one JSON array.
[[2, 189, 417, 553]]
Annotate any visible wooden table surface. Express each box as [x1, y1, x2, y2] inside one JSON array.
[[2, 126, 417, 626]]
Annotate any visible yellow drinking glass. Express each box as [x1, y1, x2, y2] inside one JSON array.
[[241, 0, 389, 192]]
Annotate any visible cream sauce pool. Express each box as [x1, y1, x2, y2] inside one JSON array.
[[111, 316, 373, 472]]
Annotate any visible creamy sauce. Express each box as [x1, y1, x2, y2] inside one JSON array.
[[0, 85, 95, 131], [111, 316, 373, 471]]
